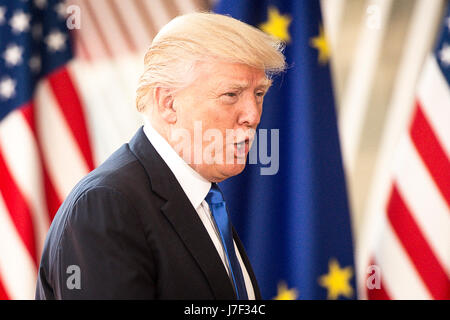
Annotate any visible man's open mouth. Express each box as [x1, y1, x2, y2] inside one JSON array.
[[234, 138, 250, 158]]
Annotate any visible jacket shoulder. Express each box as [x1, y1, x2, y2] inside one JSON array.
[[51, 143, 152, 239], [78, 144, 149, 197], [36, 144, 157, 299]]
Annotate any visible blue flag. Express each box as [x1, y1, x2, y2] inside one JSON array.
[[215, 1, 357, 299]]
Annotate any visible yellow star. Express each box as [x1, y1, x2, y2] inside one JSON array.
[[310, 25, 330, 65], [318, 258, 354, 300], [259, 6, 292, 43], [273, 281, 298, 300]]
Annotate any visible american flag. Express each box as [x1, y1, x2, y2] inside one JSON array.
[[366, 5, 450, 300], [0, 0, 208, 300]]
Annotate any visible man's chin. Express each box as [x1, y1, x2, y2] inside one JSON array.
[[212, 162, 247, 183]]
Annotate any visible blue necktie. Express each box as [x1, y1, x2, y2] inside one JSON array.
[[205, 183, 248, 300]]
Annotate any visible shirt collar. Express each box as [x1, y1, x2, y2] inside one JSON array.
[[143, 120, 211, 210]]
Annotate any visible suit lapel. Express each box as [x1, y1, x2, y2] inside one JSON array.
[[161, 198, 236, 299], [128, 127, 236, 299]]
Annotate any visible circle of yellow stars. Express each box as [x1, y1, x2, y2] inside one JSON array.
[[259, 5, 348, 301]]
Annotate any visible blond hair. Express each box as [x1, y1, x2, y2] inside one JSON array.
[[136, 12, 286, 112]]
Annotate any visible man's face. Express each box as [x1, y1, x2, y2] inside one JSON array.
[[170, 60, 270, 182]]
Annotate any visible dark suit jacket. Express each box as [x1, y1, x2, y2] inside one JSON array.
[[35, 127, 261, 299]]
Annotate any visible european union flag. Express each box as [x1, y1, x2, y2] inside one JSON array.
[[215, 1, 357, 299]]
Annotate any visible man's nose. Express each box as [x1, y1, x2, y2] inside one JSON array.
[[237, 95, 261, 127]]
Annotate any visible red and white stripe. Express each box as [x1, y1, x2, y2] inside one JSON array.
[[367, 54, 450, 300], [70, 0, 209, 61], [0, 0, 209, 300], [0, 65, 94, 299]]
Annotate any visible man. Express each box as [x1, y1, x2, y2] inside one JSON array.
[[36, 12, 286, 299]]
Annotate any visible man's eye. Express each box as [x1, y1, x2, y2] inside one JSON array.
[[255, 91, 266, 101], [220, 92, 239, 104]]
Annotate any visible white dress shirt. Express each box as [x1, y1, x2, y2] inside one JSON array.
[[143, 122, 255, 299]]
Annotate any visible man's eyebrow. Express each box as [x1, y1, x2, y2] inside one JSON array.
[[224, 78, 272, 91], [223, 84, 243, 90], [258, 78, 272, 89], [225, 81, 250, 90]]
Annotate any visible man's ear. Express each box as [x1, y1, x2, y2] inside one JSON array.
[[154, 87, 177, 124]]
